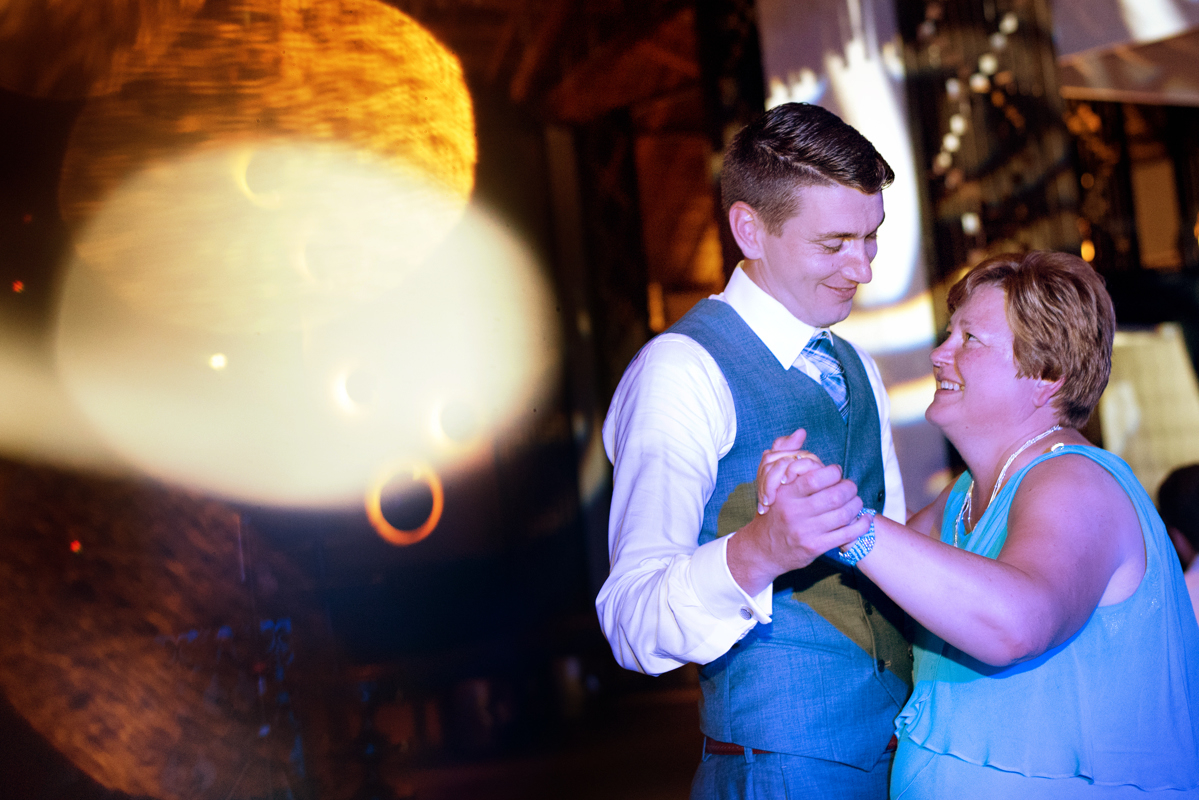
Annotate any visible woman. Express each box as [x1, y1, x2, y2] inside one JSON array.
[[761, 251, 1199, 797]]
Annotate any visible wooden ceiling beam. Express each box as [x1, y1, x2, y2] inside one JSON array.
[[545, 3, 698, 124], [509, 0, 572, 103], [484, 5, 520, 85], [639, 39, 699, 79]]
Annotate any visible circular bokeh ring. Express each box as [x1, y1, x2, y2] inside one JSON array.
[[365, 463, 444, 546]]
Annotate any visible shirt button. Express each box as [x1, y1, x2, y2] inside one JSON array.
[[876, 489, 885, 504], [739, 607, 752, 620], [863, 601, 873, 615]]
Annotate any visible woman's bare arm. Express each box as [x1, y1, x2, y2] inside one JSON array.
[[853, 454, 1144, 666]]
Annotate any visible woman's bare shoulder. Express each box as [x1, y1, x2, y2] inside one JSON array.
[[1006, 448, 1144, 604], [1015, 447, 1128, 515]]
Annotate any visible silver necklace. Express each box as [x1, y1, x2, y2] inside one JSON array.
[[954, 425, 1062, 547]]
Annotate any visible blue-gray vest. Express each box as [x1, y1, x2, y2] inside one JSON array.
[[669, 299, 912, 769]]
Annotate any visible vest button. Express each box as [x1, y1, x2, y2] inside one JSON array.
[[876, 489, 885, 504], [863, 601, 873, 615]]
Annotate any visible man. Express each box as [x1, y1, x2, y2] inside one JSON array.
[[596, 103, 912, 798]]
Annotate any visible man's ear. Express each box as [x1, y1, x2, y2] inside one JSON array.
[[728, 201, 766, 260]]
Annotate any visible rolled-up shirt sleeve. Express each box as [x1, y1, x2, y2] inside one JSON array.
[[596, 334, 772, 676]]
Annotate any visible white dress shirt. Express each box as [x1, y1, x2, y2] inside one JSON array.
[[596, 266, 906, 676]]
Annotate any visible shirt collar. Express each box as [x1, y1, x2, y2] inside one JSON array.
[[721, 263, 821, 369]]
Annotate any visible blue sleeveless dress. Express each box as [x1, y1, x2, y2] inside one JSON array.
[[891, 445, 1199, 798]]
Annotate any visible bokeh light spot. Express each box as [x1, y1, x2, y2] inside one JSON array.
[[69, 540, 82, 553], [343, 369, 377, 407], [12, 281, 25, 293], [233, 148, 283, 210], [438, 401, 478, 444], [56, 0, 477, 335], [55, 201, 559, 509], [209, 353, 227, 370], [64, 143, 469, 334], [59, 0, 476, 293]]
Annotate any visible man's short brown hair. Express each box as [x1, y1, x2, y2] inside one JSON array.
[[947, 250, 1116, 429], [720, 103, 894, 236]]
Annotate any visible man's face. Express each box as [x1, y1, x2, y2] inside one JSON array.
[[746, 183, 885, 328]]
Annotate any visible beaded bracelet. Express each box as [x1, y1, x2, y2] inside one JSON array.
[[838, 508, 877, 567]]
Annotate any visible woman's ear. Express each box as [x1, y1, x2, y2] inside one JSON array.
[[728, 201, 765, 260], [1032, 375, 1065, 409]]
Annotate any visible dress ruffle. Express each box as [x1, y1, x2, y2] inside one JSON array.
[[892, 449, 1199, 792]]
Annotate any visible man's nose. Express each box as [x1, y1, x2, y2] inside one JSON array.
[[841, 242, 873, 283]]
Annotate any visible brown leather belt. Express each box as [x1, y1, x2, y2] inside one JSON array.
[[703, 737, 770, 755], [703, 734, 899, 756]]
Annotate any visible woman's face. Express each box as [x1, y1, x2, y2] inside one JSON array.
[[926, 283, 1045, 436]]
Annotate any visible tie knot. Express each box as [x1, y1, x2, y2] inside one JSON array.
[[801, 331, 849, 421], [802, 331, 839, 368]]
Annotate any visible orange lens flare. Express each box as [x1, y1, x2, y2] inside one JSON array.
[[365, 463, 444, 546]]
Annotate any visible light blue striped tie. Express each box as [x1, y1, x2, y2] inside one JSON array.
[[802, 331, 848, 421]]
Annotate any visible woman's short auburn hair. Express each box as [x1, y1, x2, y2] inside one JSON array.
[[946, 250, 1116, 429]]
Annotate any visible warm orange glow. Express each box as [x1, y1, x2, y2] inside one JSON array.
[[365, 463, 444, 546], [61, 0, 474, 222], [12, 281, 24, 293], [12, 1, 556, 513], [0, 4, 488, 797], [58, 0, 476, 334], [0, 0, 204, 98], [1081, 239, 1096, 262], [647, 282, 666, 332]]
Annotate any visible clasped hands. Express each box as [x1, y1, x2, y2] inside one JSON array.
[[728, 429, 870, 594]]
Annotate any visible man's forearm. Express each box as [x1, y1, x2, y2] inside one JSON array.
[[597, 535, 770, 673]]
